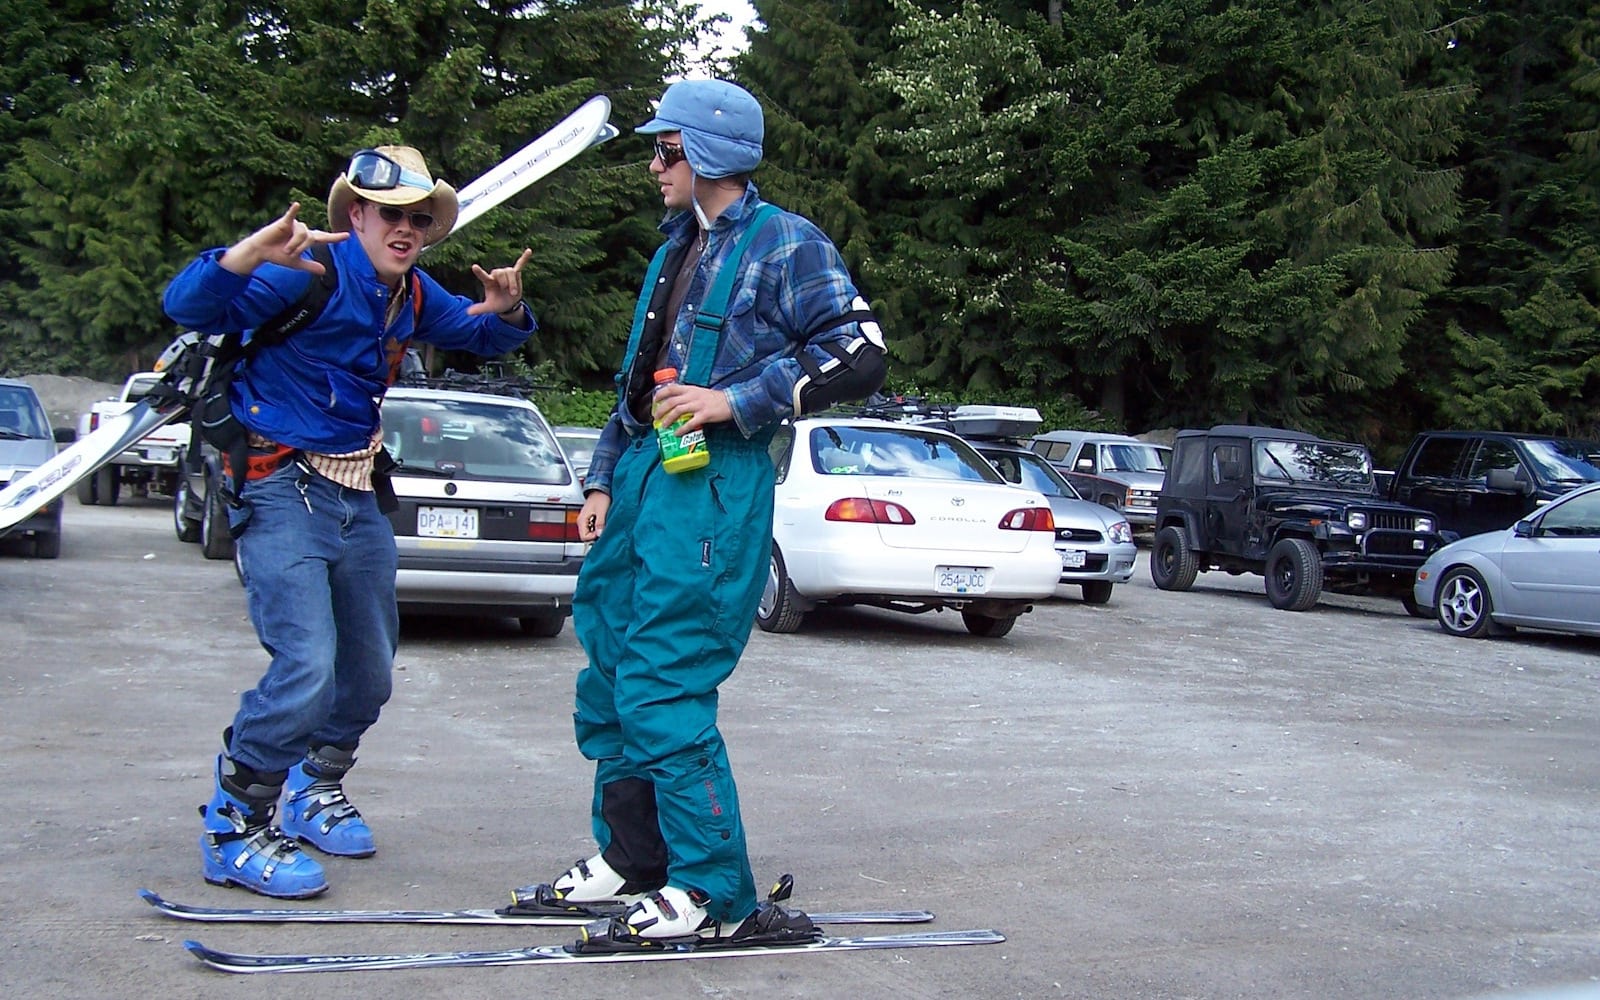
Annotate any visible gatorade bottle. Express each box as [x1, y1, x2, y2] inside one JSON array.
[[653, 368, 711, 473]]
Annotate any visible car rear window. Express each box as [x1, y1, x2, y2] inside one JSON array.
[[810, 425, 1002, 483], [383, 396, 570, 485]]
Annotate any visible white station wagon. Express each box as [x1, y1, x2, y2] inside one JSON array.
[[383, 383, 586, 637]]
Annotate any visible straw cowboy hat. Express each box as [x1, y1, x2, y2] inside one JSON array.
[[327, 145, 459, 247]]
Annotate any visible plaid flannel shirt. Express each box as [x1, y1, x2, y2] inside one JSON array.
[[584, 185, 865, 496]]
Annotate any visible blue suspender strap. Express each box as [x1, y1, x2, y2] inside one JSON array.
[[683, 204, 780, 386]]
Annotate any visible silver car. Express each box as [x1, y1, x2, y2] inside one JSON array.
[[1030, 429, 1169, 528], [0, 378, 65, 559], [383, 385, 586, 637], [553, 425, 601, 484], [1412, 480, 1600, 639], [972, 441, 1138, 603]]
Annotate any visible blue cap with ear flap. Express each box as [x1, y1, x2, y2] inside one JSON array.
[[636, 79, 764, 179]]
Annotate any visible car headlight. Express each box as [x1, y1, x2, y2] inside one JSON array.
[[1415, 516, 1435, 533], [1347, 511, 1368, 531], [1109, 520, 1133, 545]]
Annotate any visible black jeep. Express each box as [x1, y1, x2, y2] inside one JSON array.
[[1150, 425, 1444, 612]]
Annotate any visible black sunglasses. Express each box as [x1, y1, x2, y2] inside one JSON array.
[[653, 139, 687, 168], [372, 204, 436, 231]]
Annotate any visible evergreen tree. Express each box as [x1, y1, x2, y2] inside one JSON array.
[[1, 0, 700, 380], [0, 0, 127, 374], [875, 0, 1467, 436], [1425, 0, 1600, 440]]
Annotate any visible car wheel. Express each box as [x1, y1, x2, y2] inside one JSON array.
[[1435, 567, 1494, 638], [201, 475, 236, 561], [95, 466, 121, 506], [32, 521, 62, 559], [1150, 526, 1199, 591], [1080, 580, 1114, 604], [1399, 589, 1427, 619], [173, 467, 201, 543], [961, 611, 1017, 638], [1265, 537, 1322, 611], [75, 473, 98, 506], [756, 543, 806, 634], [518, 612, 566, 638]]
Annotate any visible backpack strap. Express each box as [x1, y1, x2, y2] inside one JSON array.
[[249, 242, 339, 349]]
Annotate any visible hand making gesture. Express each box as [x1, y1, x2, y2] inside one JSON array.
[[219, 202, 348, 277], [469, 248, 533, 320]]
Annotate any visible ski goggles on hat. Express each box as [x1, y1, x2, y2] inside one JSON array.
[[652, 140, 687, 168], [344, 149, 436, 193], [372, 204, 436, 231]]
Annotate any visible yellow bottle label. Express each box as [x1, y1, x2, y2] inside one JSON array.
[[657, 415, 710, 473]]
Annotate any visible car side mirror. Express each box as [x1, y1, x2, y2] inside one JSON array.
[[1485, 467, 1530, 494], [1512, 518, 1534, 538], [1075, 458, 1094, 471], [53, 426, 77, 444]]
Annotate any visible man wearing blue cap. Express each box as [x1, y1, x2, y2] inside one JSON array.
[[513, 79, 887, 946]]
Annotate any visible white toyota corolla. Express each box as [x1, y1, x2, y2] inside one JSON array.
[[758, 414, 1062, 637]]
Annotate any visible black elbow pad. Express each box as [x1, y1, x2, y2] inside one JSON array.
[[793, 297, 888, 414]]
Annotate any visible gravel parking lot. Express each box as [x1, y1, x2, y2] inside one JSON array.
[[3, 497, 1597, 999]]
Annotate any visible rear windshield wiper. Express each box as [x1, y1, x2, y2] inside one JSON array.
[[390, 461, 457, 478]]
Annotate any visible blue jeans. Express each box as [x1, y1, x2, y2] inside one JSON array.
[[226, 461, 398, 775]]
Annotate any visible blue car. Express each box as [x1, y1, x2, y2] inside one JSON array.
[[1412, 481, 1600, 639]]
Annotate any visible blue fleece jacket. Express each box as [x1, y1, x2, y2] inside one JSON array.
[[163, 237, 533, 454]]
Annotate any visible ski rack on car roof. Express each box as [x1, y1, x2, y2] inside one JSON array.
[[824, 396, 1044, 442], [822, 394, 957, 422], [392, 364, 557, 400]]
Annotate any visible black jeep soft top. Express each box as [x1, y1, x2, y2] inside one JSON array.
[[1150, 425, 1444, 612]]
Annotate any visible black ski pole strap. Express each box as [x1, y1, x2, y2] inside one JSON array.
[[371, 446, 399, 515]]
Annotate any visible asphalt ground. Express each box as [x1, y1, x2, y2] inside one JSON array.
[[2, 497, 1597, 999]]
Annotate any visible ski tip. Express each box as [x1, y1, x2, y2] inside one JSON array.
[[137, 888, 163, 906]]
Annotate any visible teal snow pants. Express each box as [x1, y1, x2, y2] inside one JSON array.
[[571, 428, 775, 924]]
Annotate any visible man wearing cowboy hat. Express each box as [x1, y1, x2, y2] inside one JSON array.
[[514, 79, 887, 946], [164, 144, 535, 898]]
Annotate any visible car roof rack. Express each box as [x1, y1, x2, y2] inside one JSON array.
[[392, 363, 556, 400], [819, 396, 1044, 441]]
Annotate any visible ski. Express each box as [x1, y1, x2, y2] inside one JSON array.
[[0, 399, 186, 535], [447, 94, 617, 235], [138, 889, 934, 927], [182, 929, 1005, 974]]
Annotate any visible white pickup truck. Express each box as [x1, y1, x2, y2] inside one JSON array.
[[75, 372, 190, 505]]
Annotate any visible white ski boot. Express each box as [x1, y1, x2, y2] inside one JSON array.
[[507, 853, 665, 915]]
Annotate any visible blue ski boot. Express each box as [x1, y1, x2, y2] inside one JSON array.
[[281, 745, 375, 858], [200, 755, 327, 899]]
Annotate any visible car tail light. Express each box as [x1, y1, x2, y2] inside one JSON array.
[[419, 416, 440, 435], [527, 508, 583, 542], [825, 498, 916, 524], [999, 507, 1055, 531], [88, 412, 100, 432]]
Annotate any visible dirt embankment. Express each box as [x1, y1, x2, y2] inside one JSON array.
[[16, 374, 122, 432]]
